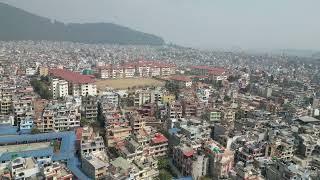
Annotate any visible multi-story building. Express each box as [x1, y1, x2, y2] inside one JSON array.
[[82, 96, 98, 121], [129, 111, 146, 133], [12, 97, 34, 126], [54, 105, 81, 131], [266, 160, 313, 180], [148, 133, 169, 157], [52, 79, 68, 99], [111, 65, 124, 78], [209, 110, 222, 122], [170, 76, 193, 88], [81, 151, 109, 180], [172, 144, 208, 179], [19, 117, 34, 132], [39, 162, 73, 180], [190, 66, 226, 77], [100, 92, 119, 106], [37, 103, 80, 132], [9, 157, 40, 179], [204, 140, 234, 179], [0, 97, 12, 115], [98, 65, 111, 79], [236, 142, 266, 166], [108, 156, 159, 180], [80, 127, 105, 156], [38, 66, 49, 77], [123, 64, 136, 78], [169, 101, 183, 118], [39, 109, 54, 132], [50, 69, 97, 97], [150, 65, 161, 77], [134, 90, 151, 107], [106, 119, 132, 147]]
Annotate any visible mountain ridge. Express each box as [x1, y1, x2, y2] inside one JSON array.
[[0, 2, 164, 45]]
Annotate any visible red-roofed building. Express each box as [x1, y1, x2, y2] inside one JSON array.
[[170, 75, 193, 88], [172, 144, 209, 177], [96, 60, 175, 79], [148, 133, 169, 157], [50, 69, 95, 84], [190, 66, 226, 76], [49, 68, 97, 97]]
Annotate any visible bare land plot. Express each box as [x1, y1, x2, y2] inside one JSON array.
[[95, 78, 165, 90]]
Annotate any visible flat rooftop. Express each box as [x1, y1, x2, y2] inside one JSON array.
[[0, 142, 50, 154]]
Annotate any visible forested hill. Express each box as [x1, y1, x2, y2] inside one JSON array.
[[0, 3, 165, 45]]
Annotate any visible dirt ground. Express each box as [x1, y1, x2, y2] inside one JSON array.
[[95, 78, 165, 90]]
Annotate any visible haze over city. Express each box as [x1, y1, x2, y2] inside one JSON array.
[[1, 0, 320, 50], [1, 1, 320, 180]]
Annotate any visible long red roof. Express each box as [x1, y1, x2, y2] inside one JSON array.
[[50, 69, 95, 84], [151, 133, 168, 144], [170, 75, 192, 82]]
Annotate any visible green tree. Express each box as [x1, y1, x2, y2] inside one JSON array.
[[80, 117, 90, 126], [30, 78, 52, 99], [31, 127, 41, 134], [158, 170, 172, 180], [158, 158, 169, 170], [235, 109, 245, 120], [223, 95, 231, 102]]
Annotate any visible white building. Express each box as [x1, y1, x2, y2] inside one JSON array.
[[100, 92, 119, 106], [134, 90, 151, 107], [25, 67, 37, 76], [123, 66, 136, 78], [20, 117, 34, 130], [9, 157, 40, 179], [52, 79, 69, 99], [99, 68, 110, 79]]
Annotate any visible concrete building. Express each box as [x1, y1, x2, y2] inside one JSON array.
[[50, 69, 97, 97], [172, 144, 208, 179], [123, 64, 136, 78], [82, 96, 98, 121], [38, 67, 49, 77], [266, 160, 313, 180], [205, 140, 234, 179], [148, 133, 169, 158], [12, 98, 34, 126], [169, 101, 183, 119], [170, 76, 193, 88], [9, 157, 40, 179], [0, 98, 12, 115], [134, 90, 151, 107], [37, 103, 81, 132], [39, 162, 73, 180], [81, 152, 109, 180], [100, 92, 119, 106], [52, 79, 69, 99], [80, 127, 105, 156], [19, 117, 34, 132]]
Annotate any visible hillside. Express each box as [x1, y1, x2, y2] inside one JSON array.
[[0, 3, 164, 45]]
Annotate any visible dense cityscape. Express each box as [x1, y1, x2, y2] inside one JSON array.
[[0, 40, 319, 180]]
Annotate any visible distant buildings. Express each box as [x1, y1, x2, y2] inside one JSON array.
[[97, 60, 176, 79]]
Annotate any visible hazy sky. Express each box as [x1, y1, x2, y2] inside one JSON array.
[[1, 0, 319, 50]]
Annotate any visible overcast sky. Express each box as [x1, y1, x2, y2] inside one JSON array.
[[1, 0, 319, 50]]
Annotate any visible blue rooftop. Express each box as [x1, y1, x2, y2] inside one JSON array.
[[0, 131, 90, 179], [174, 176, 193, 180], [0, 125, 18, 136], [169, 128, 181, 135]]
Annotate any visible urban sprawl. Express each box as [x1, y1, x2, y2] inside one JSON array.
[[0, 41, 320, 180]]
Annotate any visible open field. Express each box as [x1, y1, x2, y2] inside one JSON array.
[[95, 78, 165, 90], [0, 142, 51, 154]]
